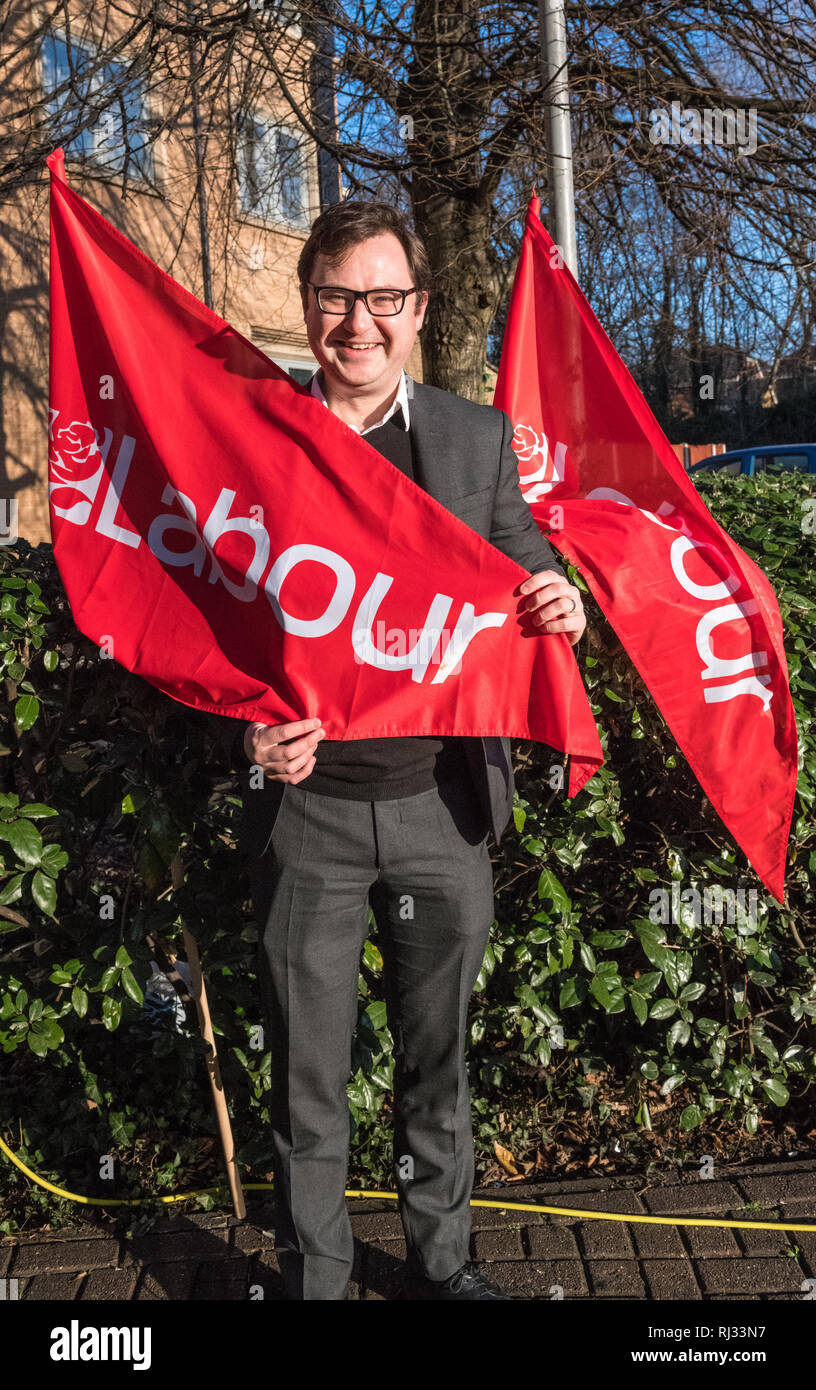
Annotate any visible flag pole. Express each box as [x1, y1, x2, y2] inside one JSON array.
[[539, 0, 578, 277], [186, 0, 214, 311]]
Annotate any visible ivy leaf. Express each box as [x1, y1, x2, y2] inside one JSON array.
[[629, 990, 648, 1025], [121, 966, 144, 1007], [0, 873, 24, 905], [589, 974, 612, 1011], [109, 1111, 132, 1146], [559, 977, 583, 1009], [596, 815, 625, 845], [362, 939, 383, 973], [14, 694, 40, 730], [675, 952, 693, 988], [366, 1001, 387, 1031], [579, 942, 596, 972], [31, 871, 57, 917], [751, 1030, 779, 1064], [0, 819, 43, 866], [637, 934, 672, 975], [27, 1029, 48, 1057], [40, 844, 68, 875], [102, 996, 122, 1031], [536, 869, 571, 914], [761, 1078, 789, 1106], [31, 1017, 63, 1048], [649, 998, 678, 1020]]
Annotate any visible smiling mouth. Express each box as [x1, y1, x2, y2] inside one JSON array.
[[335, 342, 383, 351]]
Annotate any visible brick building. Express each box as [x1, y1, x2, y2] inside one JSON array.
[[1, 1, 422, 545]]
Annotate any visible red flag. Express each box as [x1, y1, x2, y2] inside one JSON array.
[[46, 153, 602, 794], [494, 196, 797, 902]]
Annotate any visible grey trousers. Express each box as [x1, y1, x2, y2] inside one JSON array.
[[247, 777, 496, 1300]]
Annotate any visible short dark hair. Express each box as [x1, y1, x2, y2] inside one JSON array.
[[297, 201, 432, 300]]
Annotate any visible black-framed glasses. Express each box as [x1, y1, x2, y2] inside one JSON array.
[[308, 283, 421, 316]]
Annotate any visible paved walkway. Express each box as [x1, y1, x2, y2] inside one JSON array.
[[2, 1157, 814, 1300]]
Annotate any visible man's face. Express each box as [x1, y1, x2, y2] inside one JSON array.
[[302, 232, 427, 392]]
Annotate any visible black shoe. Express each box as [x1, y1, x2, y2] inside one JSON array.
[[402, 1260, 515, 1300]]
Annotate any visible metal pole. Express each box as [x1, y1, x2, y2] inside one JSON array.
[[539, 0, 578, 277], [186, 0, 213, 310], [309, 0, 343, 209]]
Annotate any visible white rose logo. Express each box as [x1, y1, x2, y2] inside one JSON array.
[[510, 422, 566, 500], [511, 422, 547, 467], [49, 412, 110, 524], [50, 418, 100, 479]]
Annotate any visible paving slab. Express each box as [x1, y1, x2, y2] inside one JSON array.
[[737, 1172, 816, 1207], [134, 1263, 199, 1300], [640, 1258, 701, 1300], [683, 1225, 742, 1258], [578, 1218, 635, 1259], [21, 1271, 84, 1300], [641, 1181, 742, 1214], [587, 1259, 647, 1298], [79, 1267, 140, 1300], [471, 1226, 525, 1261], [525, 1225, 582, 1260], [630, 1221, 686, 1259], [118, 1226, 234, 1266], [9, 1238, 120, 1276], [696, 1257, 806, 1296], [2, 1156, 814, 1301]]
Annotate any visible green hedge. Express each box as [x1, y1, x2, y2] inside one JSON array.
[[1, 470, 814, 1231]]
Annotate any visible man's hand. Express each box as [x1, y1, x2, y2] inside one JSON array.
[[519, 570, 586, 646], [243, 717, 325, 784]]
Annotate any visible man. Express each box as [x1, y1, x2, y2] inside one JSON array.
[[217, 201, 586, 1301]]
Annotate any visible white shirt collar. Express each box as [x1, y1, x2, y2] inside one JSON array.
[[309, 368, 411, 434]]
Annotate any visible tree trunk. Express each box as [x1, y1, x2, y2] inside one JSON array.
[[405, 0, 501, 403], [412, 192, 499, 402]]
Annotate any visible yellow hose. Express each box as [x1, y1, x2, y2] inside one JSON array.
[[2, 1132, 814, 1232]]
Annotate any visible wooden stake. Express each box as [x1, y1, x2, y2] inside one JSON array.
[[170, 855, 246, 1220]]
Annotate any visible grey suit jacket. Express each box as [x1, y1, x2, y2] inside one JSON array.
[[207, 375, 568, 855]]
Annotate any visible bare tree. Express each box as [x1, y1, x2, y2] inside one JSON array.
[[4, 0, 816, 408]]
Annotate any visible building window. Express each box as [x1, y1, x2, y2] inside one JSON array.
[[250, 330, 317, 386], [237, 113, 309, 229], [269, 355, 317, 386], [42, 32, 154, 182], [249, 0, 301, 37]]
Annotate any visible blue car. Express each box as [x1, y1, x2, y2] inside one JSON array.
[[689, 444, 816, 476]]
